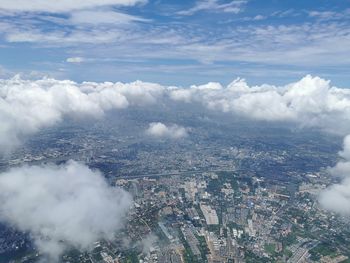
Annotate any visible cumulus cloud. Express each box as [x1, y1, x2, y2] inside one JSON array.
[[0, 76, 163, 151], [2, 74, 350, 151], [146, 122, 188, 139], [319, 178, 350, 216], [319, 135, 350, 216], [169, 75, 350, 134], [339, 135, 350, 160], [0, 0, 146, 13], [0, 160, 132, 260]]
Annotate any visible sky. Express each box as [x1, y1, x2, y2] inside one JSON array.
[[1, 2, 350, 257], [0, 0, 349, 86]]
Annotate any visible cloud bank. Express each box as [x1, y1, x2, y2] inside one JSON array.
[[2, 74, 350, 151], [0, 161, 132, 260], [146, 122, 188, 139], [0, 76, 163, 151], [169, 75, 350, 134]]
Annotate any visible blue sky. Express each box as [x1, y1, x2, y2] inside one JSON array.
[[0, 0, 349, 86]]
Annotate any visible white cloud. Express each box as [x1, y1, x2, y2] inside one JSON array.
[[253, 15, 265, 20], [319, 178, 350, 216], [1, 10, 349, 70], [169, 75, 350, 133], [308, 9, 350, 21], [70, 10, 149, 25], [0, 76, 163, 151], [146, 122, 188, 139], [2, 74, 350, 151], [319, 135, 350, 216], [339, 135, 350, 160], [66, 57, 85, 63], [308, 11, 336, 19], [0, 0, 146, 13], [169, 88, 193, 103], [4, 27, 123, 44], [0, 160, 132, 260], [178, 0, 247, 16]]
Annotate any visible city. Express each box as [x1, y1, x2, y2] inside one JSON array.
[[0, 112, 349, 263]]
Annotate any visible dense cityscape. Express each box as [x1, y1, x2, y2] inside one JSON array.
[[0, 110, 349, 263]]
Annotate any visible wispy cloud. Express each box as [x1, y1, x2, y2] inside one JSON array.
[[66, 57, 85, 63], [0, 0, 146, 13], [0, 2, 349, 84], [69, 10, 150, 25], [308, 9, 350, 21], [177, 0, 247, 16]]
